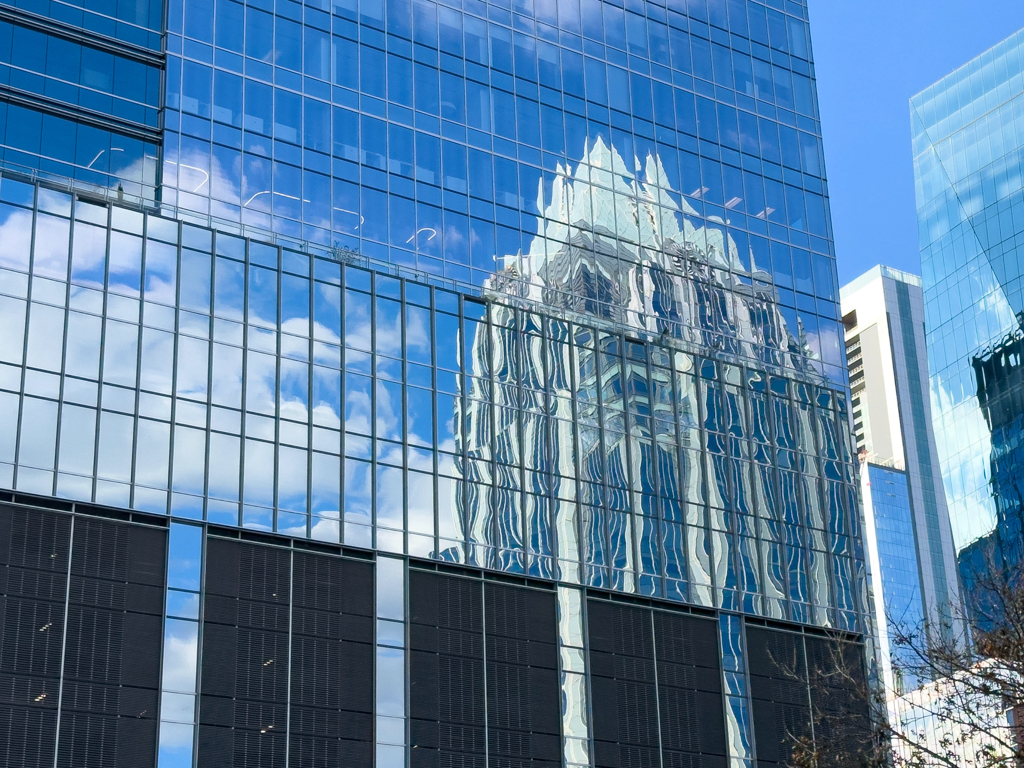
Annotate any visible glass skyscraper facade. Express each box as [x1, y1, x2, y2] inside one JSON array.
[[862, 465, 923, 688], [913, 29, 1024, 620], [0, 0, 870, 766]]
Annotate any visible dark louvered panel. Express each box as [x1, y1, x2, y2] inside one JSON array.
[[60, 517, 166, 768], [588, 600, 660, 768], [0, 673, 60, 711], [56, 711, 159, 768], [0, 506, 68, 768], [0, 505, 72, 572], [485, 582, 559, 768], [410, 571, 486, 768], [805, 636, 871, 766], [199, 540, 374, 768], [289, 553, 373, 767], [746, 627, 811, 768], [0, 704, 58, 768], [70, 517, 130, 581], [4, 567, 67, 602], [196, 724, 286, 768], [1, 597, 65, 677], [199, 539, 291, 768], [654, 611, 725, 763], [61, 680, 157, 719], [289, 732, 373, 767]]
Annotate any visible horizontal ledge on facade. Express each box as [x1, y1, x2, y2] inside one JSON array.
[[0, 487, 170, 528], [0, 4, 164, 67], [0, 85, 162, 145]]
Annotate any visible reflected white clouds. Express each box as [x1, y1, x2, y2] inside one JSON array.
[[175, 336, 208, 400], [245, 350, 277, 416], [19, 397, 57, 470], [375, 297, 402, 358], [311, 366, 341, 429], [108, 231, 143, 297], [172, 426, 206, 497], [376, 464, 404, 529], [0, 391, 18, 466], [211, 343, 243, 408], [26, 303, 65, 372], [140, 327, 174, 394], [0, 296, 26, 365], [279, 357, 309, 422], [345, 289, 372, 351], [313, 282, 342, 344], [33, 213, 71, 281], [145, 240, 178, 306], [0, 204, 32, 272], [135, 418, 170, 490], [97, 411, 133, 483], [345, 373, 372, 434], [71, 221, 107, 289], [278, 445, 308, 513], [161, 618, 199, 693], [243, 439, 275, 510]]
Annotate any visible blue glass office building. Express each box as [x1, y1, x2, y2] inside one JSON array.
[[913, 30, 1024, 622], [0, 0, 869, 765], [862, 465, 924, 691]]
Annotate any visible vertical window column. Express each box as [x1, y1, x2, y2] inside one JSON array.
[[557, 586, 591, 767], [720, 614, 755, 767], [157, 522, 203, 767], [376, 555, 407, 766]]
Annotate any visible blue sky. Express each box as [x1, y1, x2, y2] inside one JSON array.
[[808, 0, 1024, 285]]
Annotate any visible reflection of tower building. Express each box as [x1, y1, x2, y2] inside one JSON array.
[[491, 137, 815, 374], [963, 322, 1024, 624], [455, 136, 844, 611]]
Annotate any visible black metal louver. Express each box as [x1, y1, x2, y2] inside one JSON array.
[[197, 539, 374, 768], [484, 581, 559, 768], [588, 598, 727, 768], [410, 570, 486, 768], [199, 538, 290, 768], [804, 635, 871, 765], [58, 516, 165, 768], [289, 552, 374, 766], [747, 627, 811, 768], [589, 600, 660, 768], [654, 611, 725, 767]]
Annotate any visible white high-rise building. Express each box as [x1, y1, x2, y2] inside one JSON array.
[[841, 265, 963, 692]]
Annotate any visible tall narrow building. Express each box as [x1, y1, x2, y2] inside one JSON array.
[[0, 0, 871, 766], [913, 29, 1024, 624], [841, 265, 962, 692]]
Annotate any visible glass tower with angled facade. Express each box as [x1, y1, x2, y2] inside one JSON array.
[[0, 0, 870, 766], [913, 29, 1024, 625]]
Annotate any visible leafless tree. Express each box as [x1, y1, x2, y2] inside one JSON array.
[[777, 559, 1024, 768]]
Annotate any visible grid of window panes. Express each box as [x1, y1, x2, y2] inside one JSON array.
[[0, 21, 163, 127], [0, 174, 864, 630], [0, 0, 163, 195], [912, 29, 1024, 553], [160, 0, 845, 376], [2, 0, 164, 49]]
